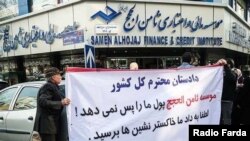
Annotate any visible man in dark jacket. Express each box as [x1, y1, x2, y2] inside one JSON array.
[[220, 58, 237, 125], [238, 67, 250, 124], [34, 67, 70, 141]]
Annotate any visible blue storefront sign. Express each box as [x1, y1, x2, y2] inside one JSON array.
[[63, 30, 84, 45]]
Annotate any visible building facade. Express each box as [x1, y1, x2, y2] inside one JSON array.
[[0, 0, 250, 84]]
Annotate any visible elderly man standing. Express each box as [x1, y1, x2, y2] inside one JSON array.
[[34, 67, 71, 141]]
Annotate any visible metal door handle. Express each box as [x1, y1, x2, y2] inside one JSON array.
[[28, 116, 33, 120]]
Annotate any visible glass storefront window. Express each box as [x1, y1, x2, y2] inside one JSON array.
[[106, 57, 181, 69], [0, 61, 18, 85], [164, 57, 181, 68], [60, 55, 84, 67], [24, 58, 50, 81], [0, 61, 17, 73], [108, 59, 128, 69]]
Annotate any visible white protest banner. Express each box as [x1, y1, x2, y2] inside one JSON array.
[[66, 66, 223, 141]]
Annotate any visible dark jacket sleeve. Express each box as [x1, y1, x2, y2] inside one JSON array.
[[238, 77, 250, 124], [222, 66, 237, 101], [224, 66, 237, 84], [38, 85, 62, 110]]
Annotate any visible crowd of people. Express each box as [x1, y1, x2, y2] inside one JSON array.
[[177, 52, 250, 125]]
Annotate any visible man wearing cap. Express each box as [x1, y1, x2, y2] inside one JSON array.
[[34, 67, 70, 141]]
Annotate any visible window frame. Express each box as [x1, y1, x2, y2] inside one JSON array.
[[12, 86, 40, 111], [10, 85, 41, 111], [0, 87, 19, 111]]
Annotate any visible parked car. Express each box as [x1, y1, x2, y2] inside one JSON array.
[[0, 81, 68, 141]]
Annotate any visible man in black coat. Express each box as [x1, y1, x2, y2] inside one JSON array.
[[217, 58, 237, 125], [238, 68, 250, 124], [34, 67, 70, 141], [215, 58, 237, 125]]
